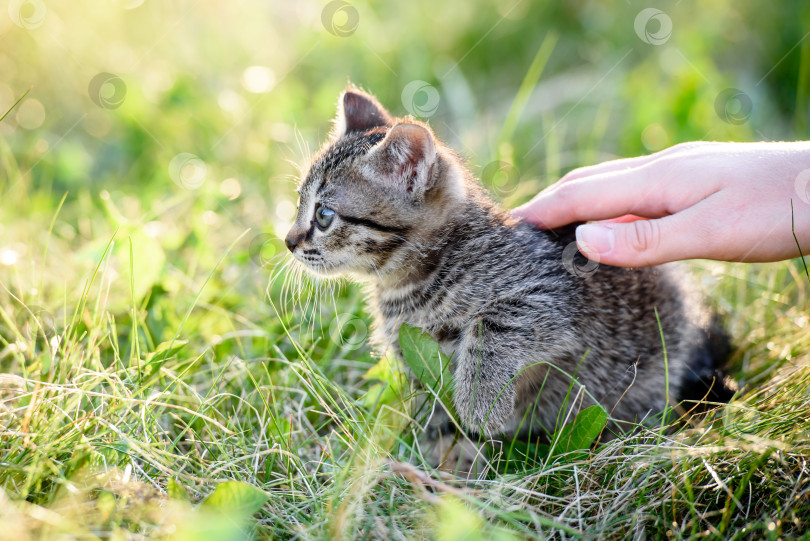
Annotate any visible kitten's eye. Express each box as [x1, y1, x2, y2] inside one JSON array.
[[315, 206, 335, 230]]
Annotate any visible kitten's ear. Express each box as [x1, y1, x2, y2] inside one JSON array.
[[333, 88, 391, 138], [368, 122, 438, 196]]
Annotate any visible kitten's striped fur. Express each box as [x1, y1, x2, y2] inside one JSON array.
[[286, 88, 731, 474]]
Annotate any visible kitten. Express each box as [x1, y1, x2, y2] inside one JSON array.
[[285, 87, 732, 474]]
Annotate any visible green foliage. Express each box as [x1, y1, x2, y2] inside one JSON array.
[[398, 323, 456, 422], [399, 323, 452, 393], [549, 405, 608, 457], [434, 496, 521, 541], [495, 404, 608, 473], [143, 339, 188, 364], [2, 0, 810, 538], [168, 478, 191, 503], [360, 354, 406, 410], [202, 481, 269, 516]]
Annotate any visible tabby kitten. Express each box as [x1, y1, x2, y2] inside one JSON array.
[[285, 87, 731, 474]]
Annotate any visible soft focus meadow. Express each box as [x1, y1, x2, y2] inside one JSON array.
[[1, 0, 810, 539]]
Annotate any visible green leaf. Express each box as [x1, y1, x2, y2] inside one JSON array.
[[496, 438, 551, 474], [267, 415, 291, 443], [202, 481, 268, 516], [94, 439, 130, 467], [360, 382, 395, 409], [362, 355, 407, 409], [168, 478, 191, 502], [363, 354, 403, 384], [551, 405, 607, 456], [120, 229, 166, 306], [399, 324, 451, 392], [435, 496, 485, 541], [144, 339, 188, 363]]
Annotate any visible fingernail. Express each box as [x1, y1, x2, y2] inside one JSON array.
[[511, 205, 527, 217], [511, 206, 549, 229], [576, 223, 615, 256]]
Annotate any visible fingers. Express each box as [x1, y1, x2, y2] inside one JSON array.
[[556, 152, 659, 183], [511, 153, 665, 228], [513, 165, 676, 229], [558, 143, 712, 184], [575, 202, 715, 267], [512, 143, 724, 229]]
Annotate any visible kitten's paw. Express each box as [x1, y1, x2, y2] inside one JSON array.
[[454, 384, 516, 437], [422, 432, 488, 478]]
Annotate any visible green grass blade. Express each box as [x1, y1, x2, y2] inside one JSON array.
[[0, 86, 31, 123], [496, 32, 558, 155]]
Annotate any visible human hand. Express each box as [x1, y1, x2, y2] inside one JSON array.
[[513, 141, 810, 267]]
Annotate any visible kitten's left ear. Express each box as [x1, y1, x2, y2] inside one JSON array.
[[333, 88, 392, 138], [368, 122, 438, 196]]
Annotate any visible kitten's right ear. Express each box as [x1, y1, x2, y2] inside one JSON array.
[[333, 88, 392, 138], [367, 122, 438, 197]]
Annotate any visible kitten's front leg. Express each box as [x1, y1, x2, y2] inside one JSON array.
[[453, 317, 521, 437]]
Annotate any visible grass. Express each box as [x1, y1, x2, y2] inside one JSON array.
[[2, 145, 810, 540], [3, 1, 810, 538]]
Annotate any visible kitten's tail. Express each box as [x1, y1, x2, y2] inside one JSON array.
[[677, 315, 737, 412]]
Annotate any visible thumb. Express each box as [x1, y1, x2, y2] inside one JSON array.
[[575, 213, 703, 267]]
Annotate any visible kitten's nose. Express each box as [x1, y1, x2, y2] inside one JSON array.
[[285, 229, 305, 252]]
